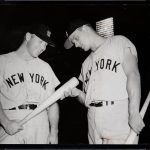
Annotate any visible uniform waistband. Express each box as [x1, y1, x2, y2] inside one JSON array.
[[7, 104, 38, 110], [89, 99, 128, 107], [89, 100, 114, 107]]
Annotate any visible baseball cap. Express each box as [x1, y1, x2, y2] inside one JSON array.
[[64, 19, 90, 49], [29, 24, 55, 47]]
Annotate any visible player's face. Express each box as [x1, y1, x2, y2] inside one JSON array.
[[27, 34, 48, 58], [69, 28, 90, 51]]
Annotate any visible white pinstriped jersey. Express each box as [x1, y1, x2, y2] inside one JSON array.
[[79, 35, 137, 106], [0, 52, 60, 109]]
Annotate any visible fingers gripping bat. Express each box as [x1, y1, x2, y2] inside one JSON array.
[[0, 77, 79, 142], [125, 91, 150, 144]]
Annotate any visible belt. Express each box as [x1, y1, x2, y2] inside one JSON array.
[[9, 104, 37, 110], [89, 100, 114, 107]]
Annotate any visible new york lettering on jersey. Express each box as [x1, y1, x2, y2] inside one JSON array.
[[95, 58, 120, 73], [83, 58, 121, 93], [84, 67, 92, 93], [5, 72, 49, 90]]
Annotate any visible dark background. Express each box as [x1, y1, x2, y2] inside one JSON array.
[[0, 1, 149, 145]]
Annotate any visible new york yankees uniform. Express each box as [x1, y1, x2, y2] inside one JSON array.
[[0, 51, 60, 144], [79, 35, 138, 144]]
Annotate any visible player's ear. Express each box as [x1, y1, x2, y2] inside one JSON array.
[[82, 25, 88, 31], [82, 25, 91, 34], [79, 25, 89, 34], [25, 32, 32, 41]]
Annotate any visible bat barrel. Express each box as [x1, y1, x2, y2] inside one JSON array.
[[20, 77, 79, 125]]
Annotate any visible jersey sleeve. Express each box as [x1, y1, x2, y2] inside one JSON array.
[[49, 66, 60, 89], [43, 64, 60, 100], [78, 66, 86, 93], [78, 54, 91, 82], [117, 35, 138, 63]]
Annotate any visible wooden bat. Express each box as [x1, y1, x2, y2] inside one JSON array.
[[0, 77, 79, 142], [125, 91, 150, 144]]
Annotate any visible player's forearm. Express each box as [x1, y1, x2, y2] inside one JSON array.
[[77, 90, 86, 105], [47, 102, 59, 134], [127, 72, 141, 114]]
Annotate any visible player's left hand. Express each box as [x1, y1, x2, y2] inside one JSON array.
[[48, 132, 58, 144], [129, 111, 145, 134]]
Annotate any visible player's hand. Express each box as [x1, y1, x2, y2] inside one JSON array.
[[48, 131, 58, 144], [3, 119, 24, 135], [129, 111, 145, 134], [60, 87, 81, 100]]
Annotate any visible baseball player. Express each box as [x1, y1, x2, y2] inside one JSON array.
[[0, 24, 60, 144], [63, 19, 145, 144]]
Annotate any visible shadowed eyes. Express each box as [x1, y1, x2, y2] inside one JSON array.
[[74, 36, 79, 41]]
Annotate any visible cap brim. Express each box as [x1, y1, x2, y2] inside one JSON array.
[[64, 38, 73, 49], [37, 34, 56, 47]]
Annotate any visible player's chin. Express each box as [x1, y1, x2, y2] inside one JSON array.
[[33, 53, 39, 58], [36, 51, 43, 56], [39, 49, 45, 55]]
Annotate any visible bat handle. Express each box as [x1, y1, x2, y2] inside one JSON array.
[[125, 91, 150, 144], [140, 92, 150, 118]]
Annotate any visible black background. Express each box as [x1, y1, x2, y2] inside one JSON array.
[[0, 1, 149, 146]]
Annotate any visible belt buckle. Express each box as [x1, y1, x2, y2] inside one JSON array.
[[90, 101, 103, 107], [29, 104, 37, 110], [96, 101, 103, 107]]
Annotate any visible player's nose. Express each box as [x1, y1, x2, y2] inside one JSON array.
[[41, 42, 47, 51], [75, 42, 80, 48]]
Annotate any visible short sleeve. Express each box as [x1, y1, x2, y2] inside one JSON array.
[[117, 35, 138, 63], [42, 63, 60, 100], [48, 65, 60, 89], [51, 69, 60, 89]]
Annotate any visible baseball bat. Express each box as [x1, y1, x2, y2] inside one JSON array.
[[0, 77, 79, 142], [125, 91, 150, 144]]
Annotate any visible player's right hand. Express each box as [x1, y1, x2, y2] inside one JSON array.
[[61, 87, 81, 100], [129, 111, 145, 134], [3, 119, 24, 135]]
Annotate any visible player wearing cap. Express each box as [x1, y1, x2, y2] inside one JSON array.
[[0, 24, 60, 144], [63, 19, 145, 144]]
